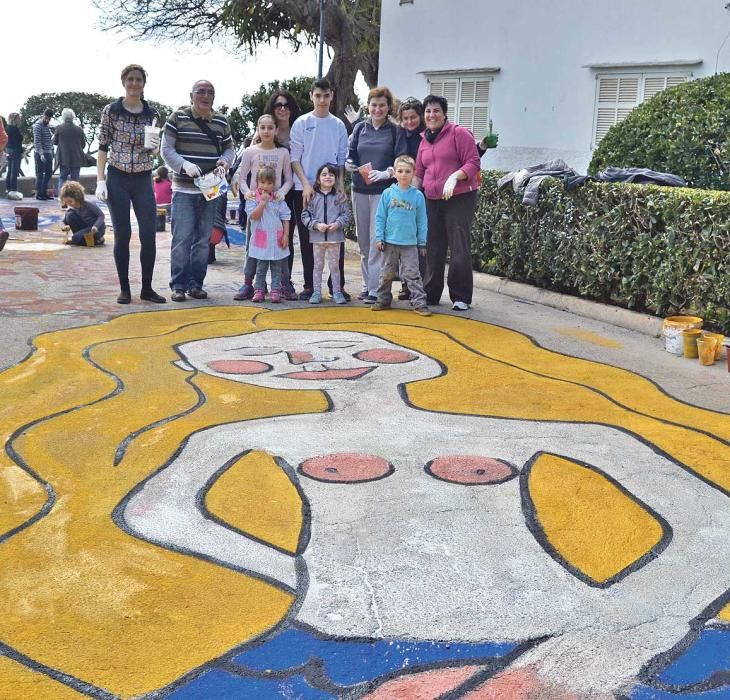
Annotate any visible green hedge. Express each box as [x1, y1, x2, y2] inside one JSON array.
[[472, 171, 730, 332]]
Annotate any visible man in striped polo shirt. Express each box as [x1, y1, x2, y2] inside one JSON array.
[[161, 80, 234, 301]]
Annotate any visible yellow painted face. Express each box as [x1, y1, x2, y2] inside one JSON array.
[[1, 306, 729, 698]]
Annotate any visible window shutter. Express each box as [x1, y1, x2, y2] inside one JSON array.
[[594, 74, 641, 146], [456, 78, 490, 138], [429, 78, 458, 104]]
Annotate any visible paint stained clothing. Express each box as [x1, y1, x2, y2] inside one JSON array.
[[245, 194, 291, 261], [375, 183, 428, 247], [301, 189, 351, 244], [98, 98, 159, 174], [376, 243, 427, 309]]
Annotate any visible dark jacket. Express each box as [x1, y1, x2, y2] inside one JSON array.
[[6, 124, 22, 150], [53, 121, 87, 168]]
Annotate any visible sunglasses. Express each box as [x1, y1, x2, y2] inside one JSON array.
[[274, 102, 290, 109]]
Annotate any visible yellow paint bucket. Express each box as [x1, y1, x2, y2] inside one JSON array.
[[702, 331, 724, 361], [697, 336, 717, 366], [663, 316, 703, 355], [682, 329, 702, 358]]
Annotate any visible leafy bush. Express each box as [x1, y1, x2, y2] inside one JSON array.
[[589, 73, 730, 191], [473, 172, 730, 332]]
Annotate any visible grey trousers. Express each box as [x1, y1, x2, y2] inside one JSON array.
[[424, 190, 478, 305], [376, 244, 427, 308], [353, 190, 384, 295]]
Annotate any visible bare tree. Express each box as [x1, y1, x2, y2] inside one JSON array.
[[94, 0, 381, 116]]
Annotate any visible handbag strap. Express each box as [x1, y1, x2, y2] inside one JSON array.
[[191, 115, 223, 156]]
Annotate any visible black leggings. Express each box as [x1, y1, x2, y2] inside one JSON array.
[[106, 166, 157, 290]]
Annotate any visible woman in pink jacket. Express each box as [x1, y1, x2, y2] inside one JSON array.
[[415, 95, 481, 311]]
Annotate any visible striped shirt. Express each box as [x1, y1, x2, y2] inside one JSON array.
[[33, 119, 53, 155], [162, 107, 234, 192]]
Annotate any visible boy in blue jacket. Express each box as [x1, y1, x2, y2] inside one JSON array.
[[372, 155, 431, 316]]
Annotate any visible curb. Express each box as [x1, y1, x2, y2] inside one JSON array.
[[473, 273, 664, 338], [344, 239, 663, 337]]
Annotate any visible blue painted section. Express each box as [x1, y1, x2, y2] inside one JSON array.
[[231, 627, 516, 687], [630, 685, 730, 699], [168, 669, 333, 699], [655, 629, 730, 687], [226, 225, 246, 246]]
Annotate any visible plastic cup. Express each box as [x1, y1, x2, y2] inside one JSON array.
[[702, 331, 724, 361], [358, 162, 373, 183], [83, 231, 96, 247], [697, 337, 717, 366], [682, 329, 702, 358], [144, 126, 161, 151]]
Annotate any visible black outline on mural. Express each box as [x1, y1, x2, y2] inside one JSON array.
[[519, 451, 673, 588], [424, 456, 519, 486]]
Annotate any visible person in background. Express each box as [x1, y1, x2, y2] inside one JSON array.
[[289, 78, 349, 301], [395, 97, 425, 301], [59, 181, 106, 246], [0, 117, 8, 248], [153, 165, 172, 212], [53, 108, 87, 204], [161, 79, 234, 302], [345, 86, 405, 304], [33, 108, 54, 200], [415, 94, 481, 311], [97, 63, 166, 304], [5, 113, 24, 199]]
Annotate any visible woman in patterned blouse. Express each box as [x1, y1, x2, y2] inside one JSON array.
[[96, 64, 166, 304]]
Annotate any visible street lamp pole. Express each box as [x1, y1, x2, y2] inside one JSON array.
[[318, 0, 326, 78]]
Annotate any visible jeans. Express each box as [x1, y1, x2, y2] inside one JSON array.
[[106, 166, 158, 291], [255, 258, 285, 291], [5, 148, 22, 192], [58, 165, 81, 194], [66, 209, 106, 246], [34, 151, 53, 197], [170, 190, 217, 291]]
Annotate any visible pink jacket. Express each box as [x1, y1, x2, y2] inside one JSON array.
[[415, 121, 481, 200]]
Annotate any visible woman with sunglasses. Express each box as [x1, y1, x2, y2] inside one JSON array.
[[250, 90, 301, 297]]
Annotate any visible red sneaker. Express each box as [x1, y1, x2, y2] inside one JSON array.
[[252, 289, 265, 303]]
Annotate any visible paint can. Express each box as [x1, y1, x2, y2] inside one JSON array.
[[156, 208, 167, 232], [662, 315, 703, 355], [14, 206, 39, 231], [682, 329, 702, 358], [83, 231, 96, 247]]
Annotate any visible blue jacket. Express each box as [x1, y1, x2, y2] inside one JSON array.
[[375, 183, 427, 247]]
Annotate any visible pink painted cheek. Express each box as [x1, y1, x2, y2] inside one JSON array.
[[354, 349, 418, 364], [299, 453, 394, 483], [207, 360, 272, 375], [426, 456, 517, 485]]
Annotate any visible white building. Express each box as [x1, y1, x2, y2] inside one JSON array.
[[379, 0, 730, 172]]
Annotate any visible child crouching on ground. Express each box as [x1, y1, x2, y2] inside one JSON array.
[[60, 181, 106, 246], [372, 155, 431, 316], [243, 166, 291, 303], [301, 163, 351, 304]]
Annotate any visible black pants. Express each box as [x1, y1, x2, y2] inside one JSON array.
[[106, 166, 157, 290], [424, 190, 477, 305]]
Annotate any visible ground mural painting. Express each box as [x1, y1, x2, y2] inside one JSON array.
[[1, 307, 729, 699]]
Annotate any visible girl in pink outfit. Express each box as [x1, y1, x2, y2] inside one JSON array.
[[153, 165, 172, 209]]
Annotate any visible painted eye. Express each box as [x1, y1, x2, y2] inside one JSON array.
[[299, 453, 394, 483], [353, 349, 418, 364], [207, 360, 271, 375], [426, 456, 517, 485]]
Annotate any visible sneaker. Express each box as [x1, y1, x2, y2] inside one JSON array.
[[414, 306, 432, 317], [252, 289, 265, 303], [171, 289, 187, 302], [281, 287, 299, 301], [362, 294, 378, 305], [356, 290, 370, 301], [371, 302, 390, 311], [452, 301, 470, 311], [397, 288, 411, 301], [299, 288, 313, 301], [333, 292, 347, 305], [309, 291, 322, 304], [0, 230, 8, 252], [187, 288, 208, 299], [233, 282, 254, 301], [270, 289, 282, 303]]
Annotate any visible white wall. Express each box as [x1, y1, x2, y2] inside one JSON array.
[[380, 0, 730, 172]]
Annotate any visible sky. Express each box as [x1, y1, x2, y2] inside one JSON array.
[[4, 0, 351, 116]]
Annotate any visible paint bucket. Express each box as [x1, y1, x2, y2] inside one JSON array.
[[83, 231, 96, 247], [702, 331, 724, 361], [697, 337, 717, 366], [682, 329, 702, 358], [662, 316, 703, 355], [14, 206, 39, 231], [156, 208, 167, 232]]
